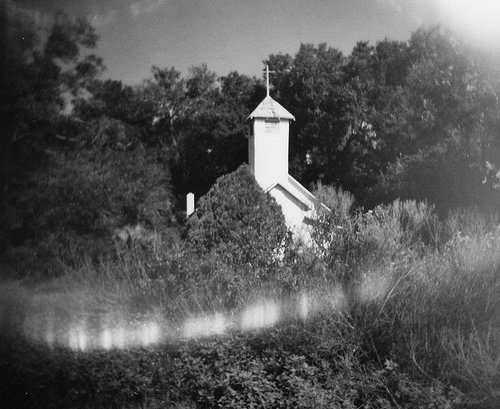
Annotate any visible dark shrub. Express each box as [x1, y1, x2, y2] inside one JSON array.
[[186, 164, 292, 268]]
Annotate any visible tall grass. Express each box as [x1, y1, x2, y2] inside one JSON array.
[[3, 192, 499, 407], [310, 195, 500, 408]]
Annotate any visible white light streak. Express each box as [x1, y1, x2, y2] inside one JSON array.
[[100, 328, 112, 350], [68, 326, 87, 351], [19, 286, 353, 351], [183, 313, 228, 338], [241, 301, 279, 331], [115, 327, 126, 349], [140, 322, 161, 346], [77, 328, 87, 351]]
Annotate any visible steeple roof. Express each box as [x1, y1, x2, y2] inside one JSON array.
[[248, 96, 295, 121]]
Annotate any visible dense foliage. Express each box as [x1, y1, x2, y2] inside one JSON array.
[[186, 164, 292, 268], [0, 329, 461, 409], [1, 200, 499, 408], [266, 30, 500, 213]]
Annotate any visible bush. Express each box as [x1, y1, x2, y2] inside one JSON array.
[[337, 209, 500, 407], [186, 164, 292, 269], [311, 185, 441, 290], [306, 187, 499, 406], [0, 328, 462, 409], [1, 144, 174, 278]]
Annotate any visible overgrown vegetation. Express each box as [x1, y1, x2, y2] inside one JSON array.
[[186, 164, 292, 269], [1, 190, 499, 408], [1, 6, 500, 409]]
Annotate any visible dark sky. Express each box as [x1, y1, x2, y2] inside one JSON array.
[[9, 0, 500, 85]]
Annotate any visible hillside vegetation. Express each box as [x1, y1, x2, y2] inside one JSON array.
[[1, 8, 499, 409], [2, 170, 500, 408]]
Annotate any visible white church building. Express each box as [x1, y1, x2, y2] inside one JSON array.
[[187, 69, 318, 244], [247, 84, 316, 245]]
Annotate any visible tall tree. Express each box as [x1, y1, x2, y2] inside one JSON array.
[[265, 31, 500, 213], [266, 43, 381, 196], [171, 68, 260, 201], [1, 8, 106, 244], [1, 9, 104, 150], [372, 27, 500, 213], [140, 65, 262, 202]]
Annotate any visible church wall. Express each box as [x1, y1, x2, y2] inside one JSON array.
[[251, 119, 289, 189], [269, 186, 313, 246]]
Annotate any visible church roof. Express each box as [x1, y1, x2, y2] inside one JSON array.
[[264, 175, 316, 210], [248, 96, 295, 121]]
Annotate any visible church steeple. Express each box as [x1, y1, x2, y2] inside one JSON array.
[[244, 67, 317, 245], [247, 67, 295, 190]]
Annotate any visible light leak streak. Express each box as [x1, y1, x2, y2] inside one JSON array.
[[68, 329, 77, 350], [22, 288, 353, 351], [115, 327, 126, 349], [100, 328, 112, 350], [68, 324, 162, 351], [183, 313, 227, 338], [241, 301, 279, 331], [29, 296, 307, 350], [68, 326, 88, 351], [77, 328, 87, 351], [140, 322, 161, 346]]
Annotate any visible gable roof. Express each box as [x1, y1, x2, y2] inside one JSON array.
[[264, 175, 316, 211], [248, 96, 295, 121]]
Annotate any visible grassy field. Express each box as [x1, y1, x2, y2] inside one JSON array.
[[1, 201, 499, 408]]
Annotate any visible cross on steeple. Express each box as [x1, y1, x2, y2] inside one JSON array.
[[264, 65, 276, 97]]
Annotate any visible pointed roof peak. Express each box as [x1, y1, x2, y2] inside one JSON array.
[[248, 95, 295, 121]]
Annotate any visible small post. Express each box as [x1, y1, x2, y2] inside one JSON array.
[[186, 193, 195, 217]]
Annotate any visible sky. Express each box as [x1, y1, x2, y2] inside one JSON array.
[[8, 0, 500, 85]]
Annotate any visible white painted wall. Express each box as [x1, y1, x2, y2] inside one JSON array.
[[250, 118, 290, 189], [269, 186, 313, 246]]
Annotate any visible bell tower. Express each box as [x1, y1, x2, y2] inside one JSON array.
[[247, 66, 295, 189]]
